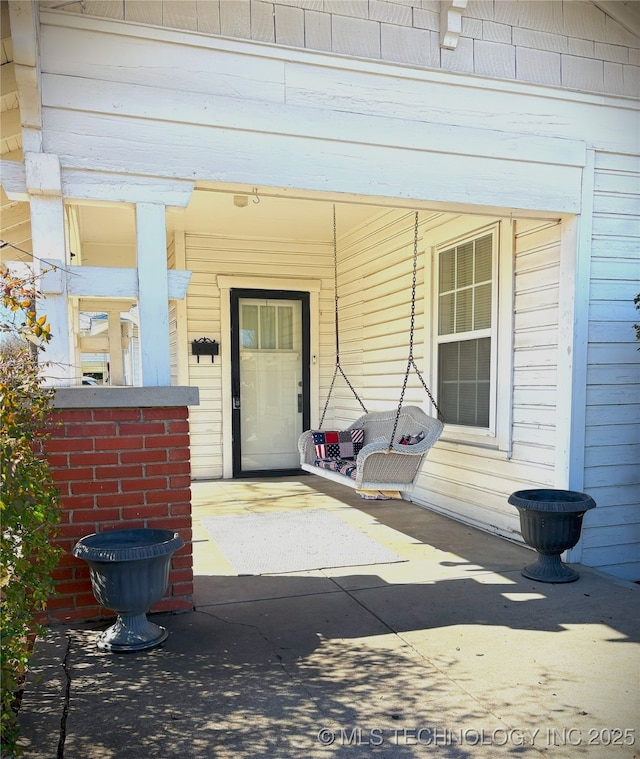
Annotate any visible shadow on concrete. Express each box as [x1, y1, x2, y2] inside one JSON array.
[[18, 477, 640, 759]]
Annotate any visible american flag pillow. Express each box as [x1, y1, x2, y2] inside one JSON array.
[[312, 428, 364, 460], [398, 430, 425, 445]]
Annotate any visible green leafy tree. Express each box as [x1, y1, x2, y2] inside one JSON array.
[[1, 263, 61, 755]]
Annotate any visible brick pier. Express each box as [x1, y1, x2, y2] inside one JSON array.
[[41, 387, 199, 625]]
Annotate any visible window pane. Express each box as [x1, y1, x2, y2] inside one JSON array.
[[477, 335, 491, 377], [439, 248, 455, 292], [439, 342, 459, 381], [458, 339, 477, 380], [437, 230, 494, 430], [476, 381, 490, 427], [438, 338, 491, 427], [278, 306, 293, 350], [241, 305, 258, 349], [456, 288, 473, 333], [260, 305, 276, 349], [439, 292, 455, 335], [458, 384, 477, 426], [474, 282, 492, 330], [475, 235, 492, 282], [456, 242, 473, 288]]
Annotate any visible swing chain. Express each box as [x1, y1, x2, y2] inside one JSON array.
[[333, 204, 340, 365], [319, 204, 368, 429], [388, 212, 444, 451]]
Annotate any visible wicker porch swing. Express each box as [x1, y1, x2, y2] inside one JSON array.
[[298, 208, 445, 495]]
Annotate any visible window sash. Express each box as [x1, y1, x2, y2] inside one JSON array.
[[436, 230, 497, 432]]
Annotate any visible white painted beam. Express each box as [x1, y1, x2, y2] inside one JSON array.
[[41, 263, 191, 300], [42, 74, 587, 169], [61, 169, 195, 207], [1, 159, 195, 207], [44, 110, 584, 214], [78, 298, 136, 312], [136, 202, 171, 387], [0, 159, 27, 200], [79, 335, 109, 351]]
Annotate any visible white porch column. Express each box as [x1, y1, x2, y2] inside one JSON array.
[[26, 152, 73, 385], [135, 202, 171, 386], [107, 310, 125, 385]]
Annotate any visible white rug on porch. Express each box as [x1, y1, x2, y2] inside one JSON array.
[[201, 509, 404, 575]]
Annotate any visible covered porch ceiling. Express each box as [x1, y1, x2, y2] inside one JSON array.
[[75, 188, 399, 247]]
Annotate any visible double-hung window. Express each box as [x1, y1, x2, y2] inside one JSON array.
[[436, 226, 500, 441]]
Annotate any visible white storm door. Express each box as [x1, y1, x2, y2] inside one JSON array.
[[231, 291, 309, 475]]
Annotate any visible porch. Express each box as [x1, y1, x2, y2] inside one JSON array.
[[17, 476, 639, 758]]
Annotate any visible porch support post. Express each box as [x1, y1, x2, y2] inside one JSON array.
[[563, 151, 595, 565], [136, 202, 171, 386], [26, 152, 73, 385], [173, 229, 190, 386], [107, 310, 125, 385]]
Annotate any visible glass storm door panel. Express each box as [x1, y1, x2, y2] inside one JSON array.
[[231, 291, 310, 476]]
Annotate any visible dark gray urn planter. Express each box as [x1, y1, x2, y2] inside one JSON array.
[[73, 528, 184, 652], [508, 489, 596, 583]]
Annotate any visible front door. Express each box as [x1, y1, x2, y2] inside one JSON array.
[[230, 289, 310, 477]]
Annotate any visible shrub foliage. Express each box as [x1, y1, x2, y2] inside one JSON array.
[[1, 264, 61, 754]]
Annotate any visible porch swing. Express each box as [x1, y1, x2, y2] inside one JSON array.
[[298, 208, 444, 495]]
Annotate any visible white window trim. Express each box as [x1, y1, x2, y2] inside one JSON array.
[[428, 219, 514, 454]]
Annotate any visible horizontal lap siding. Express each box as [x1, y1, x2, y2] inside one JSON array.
[[422, 220, 561, 537], [581, 152, 640, 581], [424, 220, 561, 539], [333, 210, 439, 430], [185, 234, 332, 479], [512, 220, 561, 469], [337, 212, 563, 539]]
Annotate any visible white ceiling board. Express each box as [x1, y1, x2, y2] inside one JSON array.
[[76, 190, 384, 245]]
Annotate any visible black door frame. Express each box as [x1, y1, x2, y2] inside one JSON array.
[[230, 288, 311, 478]]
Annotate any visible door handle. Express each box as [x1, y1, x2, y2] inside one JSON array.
[[233, 396, 241, 410]]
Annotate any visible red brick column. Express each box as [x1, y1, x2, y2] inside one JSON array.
[[42, 390, 198, 625]]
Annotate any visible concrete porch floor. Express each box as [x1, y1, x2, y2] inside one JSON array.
[[17, 476, 640, 758]]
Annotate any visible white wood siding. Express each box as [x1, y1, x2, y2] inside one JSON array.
[[512, 220, 563, 469], [185, 234, 332, 479], [414, 220, 562, 537], [326, 209, 431, 429], [581, 151, 640, 581], [38, 1, 640, 98], [330, 211, 564, 539]]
